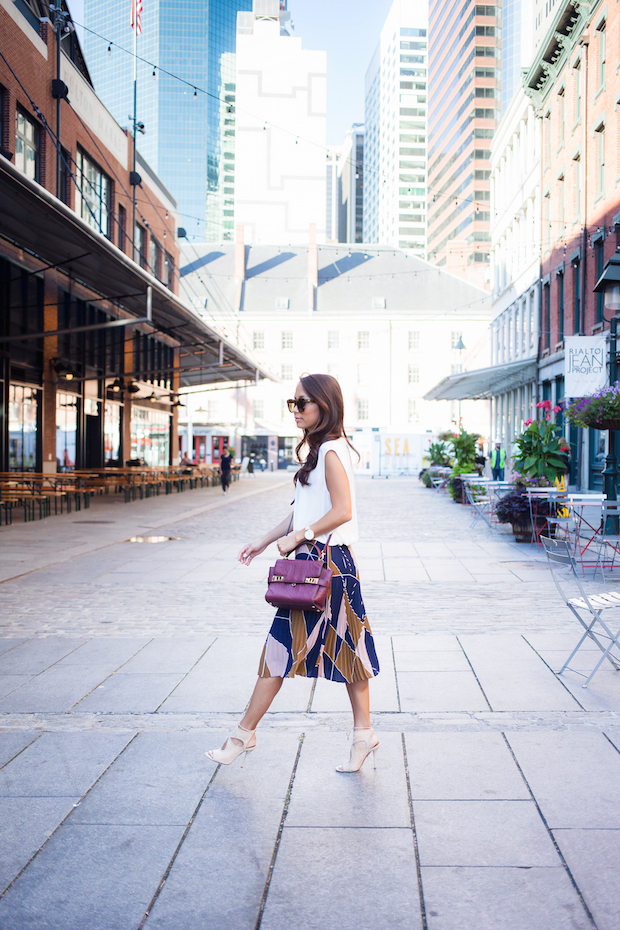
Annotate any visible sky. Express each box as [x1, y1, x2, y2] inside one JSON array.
[[69, 0, 394, 145]]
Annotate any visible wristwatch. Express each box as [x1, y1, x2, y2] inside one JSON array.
[[304, 526, 315, 541]]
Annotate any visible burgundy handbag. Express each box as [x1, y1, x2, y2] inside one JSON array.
[[265, 536, 333, 612]]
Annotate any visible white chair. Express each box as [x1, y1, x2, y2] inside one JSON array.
[[541, 535, 620, 687], [464, 482, 493, 529]]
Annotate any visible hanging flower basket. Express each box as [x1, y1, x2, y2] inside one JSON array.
[[566, 385, 620, 430], [589, 419, 620, 431]]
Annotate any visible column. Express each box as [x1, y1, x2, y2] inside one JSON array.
[[122, 330, 133, 466], [171, 346, 180, 465], [42, 277, 58, 474]]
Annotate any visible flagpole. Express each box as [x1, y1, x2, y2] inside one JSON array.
[[132, 1, 138, 260]]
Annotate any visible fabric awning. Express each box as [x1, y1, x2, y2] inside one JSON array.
[[0, 156, 275, 388], [424, 357, 538, 400]]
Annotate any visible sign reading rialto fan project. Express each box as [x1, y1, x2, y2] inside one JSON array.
[[564, 334, 607, 397]]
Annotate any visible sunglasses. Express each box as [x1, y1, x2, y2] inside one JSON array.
[[287, 396, 314, 413]]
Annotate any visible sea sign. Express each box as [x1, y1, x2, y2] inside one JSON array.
[[564, 334, 607, 397]]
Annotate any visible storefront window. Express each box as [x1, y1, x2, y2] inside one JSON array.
[[56, 392, 78, 470], [9, 384, 39, 471], [104, 402, 122, 465], [130, 406, 170, 466]]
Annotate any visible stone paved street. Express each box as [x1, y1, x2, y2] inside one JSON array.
[[1, 475, 620, 929]]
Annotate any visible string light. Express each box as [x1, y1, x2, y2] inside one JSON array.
[[107, 43, 112, 54], [152, 66, 156, 80], [193, 87, 197, 99]]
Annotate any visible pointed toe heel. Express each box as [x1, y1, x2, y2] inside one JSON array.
[[336, 728, 380, 773], [206, 725, 257, 767]]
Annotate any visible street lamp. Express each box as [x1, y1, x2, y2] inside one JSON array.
[[594, 246, 620, 502], [454, 337, 466, 425]]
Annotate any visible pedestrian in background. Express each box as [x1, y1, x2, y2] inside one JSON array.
[[220, 444, 233, 493], [491, 442, 506, 480], [206, 373, 380, 772]]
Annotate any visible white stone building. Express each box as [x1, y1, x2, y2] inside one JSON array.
[[234, 0, 327, 245], [426, 88, 541, 453], [178, 240, 492, 466], [488, 87, 541, 447], [364, 0, 428, 256]]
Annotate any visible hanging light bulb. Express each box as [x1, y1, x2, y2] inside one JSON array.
[[107, 43, 112, 55], [193, 87, 197, 99], [152, 66, 156, 80], [165, 210, 169, 219]]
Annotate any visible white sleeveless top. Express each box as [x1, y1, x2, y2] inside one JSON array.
[[293, 437, 358, 546]]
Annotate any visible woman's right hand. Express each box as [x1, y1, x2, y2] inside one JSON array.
[[238, 539, 266, 565]]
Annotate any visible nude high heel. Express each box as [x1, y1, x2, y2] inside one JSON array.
[[206, 724, 256, 767], [336, 727, 380, 773]]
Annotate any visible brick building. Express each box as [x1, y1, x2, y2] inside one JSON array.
[[524, 0, 620, 489], [0, 0, 267, 473]]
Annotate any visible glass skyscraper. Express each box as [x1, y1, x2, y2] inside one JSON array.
[[364, 0, 428, 255], [83, 0, 252, 241], [426, 0, 500, 285]]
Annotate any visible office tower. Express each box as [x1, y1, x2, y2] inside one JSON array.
[[426, 0, 501, 286], [234, 0, 326, 245], [326, 147, 340, 242], [83, 0, 252, 241], [338, 125, 365, 244], [364, 0, 428, 255]]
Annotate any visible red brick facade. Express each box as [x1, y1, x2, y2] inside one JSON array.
[[0, 1, 179, 285], [525, 0, 620, 354]]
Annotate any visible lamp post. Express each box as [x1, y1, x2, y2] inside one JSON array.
[[594, 246, 620, 502], [455, 336, 466, 426]]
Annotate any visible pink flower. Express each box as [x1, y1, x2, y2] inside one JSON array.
[[524, 418, 533, 426], [536, 400, 552, 412], [552, 405, 561, 413]]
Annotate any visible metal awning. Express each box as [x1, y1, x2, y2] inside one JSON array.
[[424, 357, 538, 400], [0, 157, 275, 387]]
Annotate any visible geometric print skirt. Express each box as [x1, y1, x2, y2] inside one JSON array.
[[258, 542, 380, 683]]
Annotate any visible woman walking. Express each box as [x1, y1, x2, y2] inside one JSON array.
[[219, 443, 233, 493], [206, 373, 380, 772]]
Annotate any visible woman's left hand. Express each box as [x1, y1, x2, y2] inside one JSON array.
[[277, 532, 300, 557]]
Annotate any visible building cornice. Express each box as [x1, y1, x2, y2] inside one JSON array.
[[523, 0, 599, 108]]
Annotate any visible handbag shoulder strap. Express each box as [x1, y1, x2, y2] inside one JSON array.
[[290, 533, 332, 562]]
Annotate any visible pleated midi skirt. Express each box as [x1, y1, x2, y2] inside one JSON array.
[[258, 543, 380, 683]]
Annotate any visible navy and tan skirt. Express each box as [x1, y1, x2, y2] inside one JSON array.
[[258, 542, 380, 683]]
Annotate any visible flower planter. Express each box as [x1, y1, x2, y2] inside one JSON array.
[[589, 419, 620, 431], [511, 516, 556, 544]]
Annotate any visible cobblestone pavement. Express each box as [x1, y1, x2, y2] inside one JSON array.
[[0, 473, 599, 636], [1, 476, 619, 929]]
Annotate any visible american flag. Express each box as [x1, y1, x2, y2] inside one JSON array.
[[130, 0, 142, 34]]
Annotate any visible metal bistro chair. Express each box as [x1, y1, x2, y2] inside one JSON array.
[[527, 488, 570, 546], [464, 481, 493, 529], [541, 535, 620, 687], [593, 500, 620, 580]]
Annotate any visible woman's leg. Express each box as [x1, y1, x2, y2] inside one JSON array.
[[345, 679, 371, 729], [240, 676, 284, 731]]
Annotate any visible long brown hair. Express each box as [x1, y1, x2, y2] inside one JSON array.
[[294, 373, 357, 486]]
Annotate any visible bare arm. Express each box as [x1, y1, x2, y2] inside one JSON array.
[[238, 513, 293, 565], [276, 450, 351, 556]]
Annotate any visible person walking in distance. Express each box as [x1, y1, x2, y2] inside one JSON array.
[[220, 444, 233, 494], [206, 373, 380, 772], [491, 442, 506, 481]]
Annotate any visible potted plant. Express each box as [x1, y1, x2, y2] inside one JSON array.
[[513, 402, 569, 482], [495, 486, 553, 542], [566, 383, 620, 430], [420, 440, 452, 489], [447, 428, 481, 503]]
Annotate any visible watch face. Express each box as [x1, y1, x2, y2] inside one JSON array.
[[305, 528, 313, 540]]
